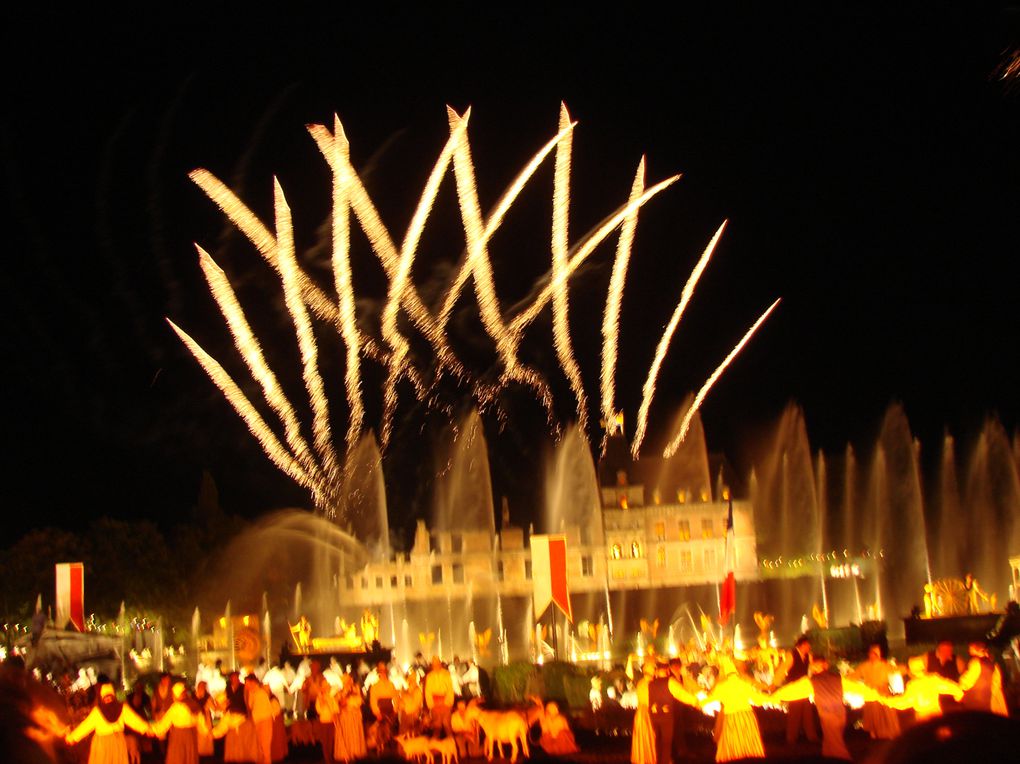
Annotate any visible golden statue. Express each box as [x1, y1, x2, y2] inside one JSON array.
[[361, 609, 379, 645], [639, 618, 660, 639], [922, 583, 940, 618], [474, 628, 493, 657], [289, 615, 312, 652], [963, 573, 991, 614]]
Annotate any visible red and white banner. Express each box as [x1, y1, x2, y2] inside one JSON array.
[[530, 534, 572, 622], [55, 563, 85, 632], [718, 500, 736, 625]]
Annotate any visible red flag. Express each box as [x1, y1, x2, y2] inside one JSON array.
[[530, 534, 573, 622], [719, 500, 736, 626], [56, 563, 85, 632]]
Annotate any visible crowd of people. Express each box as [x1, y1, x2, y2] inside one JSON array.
[[9, 648, 575, 764], [2, 632, 1015, 764], [624, 636, 1011, 763]]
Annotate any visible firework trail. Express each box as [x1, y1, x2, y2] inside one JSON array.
[[175, 107, 778, 520], [631, 221, 726, 458], [166, 319, 319, 495], [306, 122, 458, 376], [550, 103, 589, 434], [377, 113, 470, 446], [600, 157, 645, 446], [188, 170, 339, 326], [196, 245, 323, 486], [274, 179, 342, 496], [663, 298, 781, 458], [445, 107, 553, 412], [507, 174, 681, 334], [437, 118, 576, 332], [328, 117, 365, 454]]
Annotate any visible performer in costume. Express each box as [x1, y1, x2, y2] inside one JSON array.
[[150, 683, 203, 764], [398, 670, 424, 735], [849, 643, 903, 739], [65, 683, 153, 764], [424, 657, 455, 737], [537, 701, 579, 755], [924, 640, 964, 714], [191, 682, 215, 758], [879, 656, 963, 721], [701, 659, 771, 762], [773, 655, 878, 761], [646, 659, 699, 764], [959, 641, 1008, 716], [630, 660, 656, 764], [334, 673, 366, 763], [778, 635, 818, 745], [245, 675, 274, 764]]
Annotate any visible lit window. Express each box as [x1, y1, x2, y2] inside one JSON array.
[[631, 540, 642, 558], [704, 548, 716, 572], [702, 518, 714, 539], [655, 521, 665, 541], [619, 494, 629, 509], [680, 550, 693, 573], [656, 546, 666, 567], [679, 520, 691, 541], [612, 544, 622, 560]]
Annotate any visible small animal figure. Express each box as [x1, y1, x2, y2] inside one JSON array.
[[429, 736, 459, 764], [396, 734, 435, 764], [466, 700, 530, 762]]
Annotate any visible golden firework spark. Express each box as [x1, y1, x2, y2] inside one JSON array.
[[175, 106, 777, 518], [663, 298, 781, 458], [196, 245, 323, 486], [274, 179, 342, 488], [632, 221, 726, 457], [550, 103, 589, 434], [166, 319, 320, 495], [600, 157, 645, 447], [328, 117, 365, 454]]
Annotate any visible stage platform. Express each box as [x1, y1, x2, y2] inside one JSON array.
[[902, 613, 1001, 645]]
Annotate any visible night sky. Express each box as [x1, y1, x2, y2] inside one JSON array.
[[3, 5, 1018, 541]]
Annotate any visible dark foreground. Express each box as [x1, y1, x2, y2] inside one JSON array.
[[200, 711, 1019, 764]]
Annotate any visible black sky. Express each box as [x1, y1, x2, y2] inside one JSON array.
[[3, 5, 1018, 540]]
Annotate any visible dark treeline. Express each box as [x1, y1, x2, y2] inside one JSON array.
[[0, 472, 246, 630]]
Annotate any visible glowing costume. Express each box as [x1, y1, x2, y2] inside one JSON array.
[[702, 674, 771, 762], [960, 654, 1008, 716], [150, 688, 203, 764], [538, 702, 579, 755], [66, 691, 152, 764], [773, 672, 877, 760], [334, 676, 366, 763], [631, 674, 656, 764], [880, 673, 963, 721], [850, 653, 903, 739]]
